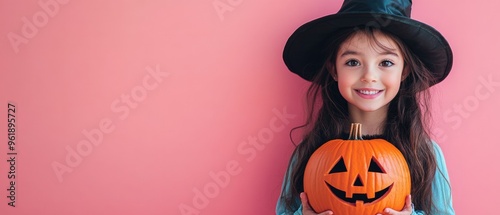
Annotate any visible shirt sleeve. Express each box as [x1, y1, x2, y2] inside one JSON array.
[[276, 151, 302, 215], [427, 141, 455, 215], [412, 142, 455, 215]]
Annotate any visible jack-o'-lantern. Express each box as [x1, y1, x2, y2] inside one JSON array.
[[304, 123, 411, 215]]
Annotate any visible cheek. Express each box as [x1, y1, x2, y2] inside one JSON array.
[[337, 79, 353, 99], [383, 72, 403, 89], [385, 82, 401, 100], [337, 71, 358, 88]]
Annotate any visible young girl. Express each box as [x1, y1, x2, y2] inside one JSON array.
[[276, 0, 455, 214]]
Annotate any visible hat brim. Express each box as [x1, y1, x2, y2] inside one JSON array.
[[283, 13, 453, 86]]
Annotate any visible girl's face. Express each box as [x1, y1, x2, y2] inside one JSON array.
[[333, 30, 405, 114]]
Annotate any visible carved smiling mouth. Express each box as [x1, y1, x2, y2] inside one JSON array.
[[325, 182, 393, 205]]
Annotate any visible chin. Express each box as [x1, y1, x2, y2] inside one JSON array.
[[352, 104, 388, 113]]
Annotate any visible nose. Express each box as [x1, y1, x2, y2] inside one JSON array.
[[353, 174, 364, 187], [361, 65, 378, 83]]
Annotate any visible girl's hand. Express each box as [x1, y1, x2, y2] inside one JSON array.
[[300, 192, 334, 215], [376, 195, 413, 215]]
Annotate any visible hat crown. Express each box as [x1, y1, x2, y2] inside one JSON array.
[[338, 0, 412, 18]]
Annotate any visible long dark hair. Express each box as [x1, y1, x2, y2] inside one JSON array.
[[280, 27, 438, 214]]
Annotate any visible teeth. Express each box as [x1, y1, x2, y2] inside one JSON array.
[[358, 90, 380, 95]]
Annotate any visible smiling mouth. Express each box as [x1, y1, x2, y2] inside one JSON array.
[[325, 182, 393, 205], [355, 89, 383, 95]]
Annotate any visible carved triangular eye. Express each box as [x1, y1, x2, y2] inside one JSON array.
[[329, 157, 347, 173], [368, 157, 385, 173]]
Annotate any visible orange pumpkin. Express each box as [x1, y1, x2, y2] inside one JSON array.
[[304, 123, 411, 215]]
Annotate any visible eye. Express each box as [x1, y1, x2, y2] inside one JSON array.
[[379, 60, 394, 67], [345, 59, 360, 67], [329, 157, 347, 173], [368, 157, 386, 173]]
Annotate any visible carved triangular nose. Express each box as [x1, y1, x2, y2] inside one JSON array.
[[353, 174, 363, 186]]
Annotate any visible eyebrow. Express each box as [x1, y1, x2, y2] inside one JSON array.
[[339, 50, 400, 57]]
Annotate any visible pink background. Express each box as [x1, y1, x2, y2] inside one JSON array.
[[1, 0, 499, 214]]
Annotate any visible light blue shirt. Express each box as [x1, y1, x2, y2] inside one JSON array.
[[276, 142, 455, 215]]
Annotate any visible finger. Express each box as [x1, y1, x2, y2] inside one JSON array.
[[381, 195, 413, 215], [300, 192, 312, 211], [383, 208, 397, 215], [403, 195, 413, 212], [300, 192, 333, 215]]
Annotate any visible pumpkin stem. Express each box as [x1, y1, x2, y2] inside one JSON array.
[[348, 123, 363, 140]]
